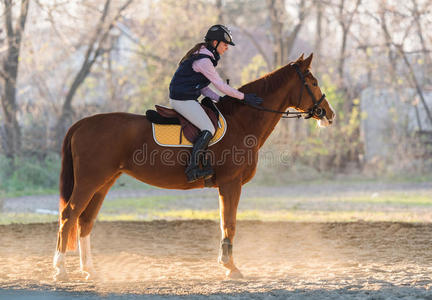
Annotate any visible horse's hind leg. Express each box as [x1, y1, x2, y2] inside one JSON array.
[[53, 185, 97, 281], [78, 175, 120, 280]]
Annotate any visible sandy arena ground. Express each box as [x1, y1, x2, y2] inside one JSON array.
[[1, 219, 432, 299]]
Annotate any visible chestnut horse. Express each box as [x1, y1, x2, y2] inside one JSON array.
[[53, 53, 335, 281]]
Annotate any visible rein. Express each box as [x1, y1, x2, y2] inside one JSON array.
[[239, 101, 305, 119], [239, 63, 327, 120]]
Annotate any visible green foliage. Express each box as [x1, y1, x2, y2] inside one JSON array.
[[241, 54, 268, 84], [260, 75, 363, 175], [101, 195, 183, 213], [0, 213, 58, 225], [296, 76, 363, 172], [0, 154, 60, 196], [1, 209, 424, 224]]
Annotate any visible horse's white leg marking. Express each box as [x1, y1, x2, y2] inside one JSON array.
[[79, 235, 97, 280], [53, 251, 68, 281]]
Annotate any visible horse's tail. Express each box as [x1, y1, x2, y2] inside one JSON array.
[[59, 122, 79, 251]]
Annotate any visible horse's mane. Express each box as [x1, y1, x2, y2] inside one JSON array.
[[239, 63, 295, 95], [217, 63, 297, 115]]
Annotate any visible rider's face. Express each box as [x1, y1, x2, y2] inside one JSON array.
[[213, 41, 228, 55]]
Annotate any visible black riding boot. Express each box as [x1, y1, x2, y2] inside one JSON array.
[[186, 130, 214, 183]]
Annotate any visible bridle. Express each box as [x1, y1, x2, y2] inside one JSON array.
[[242, 63, 327, 119], [292, 64, 326, 119]]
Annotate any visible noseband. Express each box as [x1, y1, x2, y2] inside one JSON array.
[[241, 63, 327, 119]]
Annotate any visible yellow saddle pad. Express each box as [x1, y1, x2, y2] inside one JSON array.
[[152, 112, 227, 147]]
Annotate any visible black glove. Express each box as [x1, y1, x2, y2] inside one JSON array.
[[244, 93, 263, 106], [218, 95, 231, 102]]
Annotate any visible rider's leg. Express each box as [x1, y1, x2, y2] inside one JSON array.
[[169, 99, 216, 136], [185, 130, 214, 182], [169, 99, 215, 182]]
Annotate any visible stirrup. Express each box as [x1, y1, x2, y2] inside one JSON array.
[[186, 167, 214, 183]]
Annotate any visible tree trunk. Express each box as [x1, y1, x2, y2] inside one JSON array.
[[314, 0, 323, 74], [335, 0, 361, 114], [0, 0, 30, 164], [266, 0, 284, 68], [338, 26, 348, 82], [284, 1, 306, 59]]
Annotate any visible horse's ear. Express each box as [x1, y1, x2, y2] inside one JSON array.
[[297, 53, 305, 62], [303, 53, 313, 68]]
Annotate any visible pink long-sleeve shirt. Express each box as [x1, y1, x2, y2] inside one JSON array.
[[192, 47, 244, 102]]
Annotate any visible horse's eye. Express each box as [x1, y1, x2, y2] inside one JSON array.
[[313, 82, 318, 86]]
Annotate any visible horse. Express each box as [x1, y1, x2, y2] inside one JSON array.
[[53, 53, 335, 281]]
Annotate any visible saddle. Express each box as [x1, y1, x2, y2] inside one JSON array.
[[146, 98, 227, 146]]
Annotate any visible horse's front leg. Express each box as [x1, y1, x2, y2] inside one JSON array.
[[79, 235, 97, 280], [217, 180, 243, 278]]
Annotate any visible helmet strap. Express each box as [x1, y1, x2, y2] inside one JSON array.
[[206, 41, 220, 61]]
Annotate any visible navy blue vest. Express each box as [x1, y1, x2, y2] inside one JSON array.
[[169, 54, 218, 100]]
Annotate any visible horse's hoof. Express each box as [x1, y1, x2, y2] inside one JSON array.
[[82, 271, 99, 281], [81, 267, 99, 281], [226, 268, 243, 279], [53, 269, 69, 282]]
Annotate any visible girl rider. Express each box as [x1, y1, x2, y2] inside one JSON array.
[[169, 24, 263, 183]]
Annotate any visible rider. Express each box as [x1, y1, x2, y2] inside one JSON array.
[[169, 24, 263, 183]]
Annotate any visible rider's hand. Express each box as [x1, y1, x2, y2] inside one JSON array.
[[244, 93, 263, 106], [218, 95, 231, 102]]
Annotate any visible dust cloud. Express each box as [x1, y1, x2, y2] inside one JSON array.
[[1, 220, 432, 298]]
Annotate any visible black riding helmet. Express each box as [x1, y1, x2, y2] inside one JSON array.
[[205, 25, 235, 46]]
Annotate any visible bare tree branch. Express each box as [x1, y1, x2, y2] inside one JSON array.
[[61, 0, 133, 113], [54, 0, 134, 148], [236, 25, 271, 71], [379, 3, 432, 127], [285, 0, 307, 58], [337, 0, 362, 80]]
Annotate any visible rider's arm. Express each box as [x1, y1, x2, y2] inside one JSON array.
[[200, 86, 220, 102], [193, 58, 244, 100]]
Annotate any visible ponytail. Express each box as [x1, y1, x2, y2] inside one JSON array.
[[179, 42, 208, 65]]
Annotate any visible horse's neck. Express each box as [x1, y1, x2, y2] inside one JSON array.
[[237, 67, 297, 147]]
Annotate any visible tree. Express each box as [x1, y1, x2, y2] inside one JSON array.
[[266, 0, 308, 68], [313, 0, 324, 74], [334, 0, 362, 83], [54, 0, 134, 149], [379, 1, 432, 127], [0, 0, 30, 163]]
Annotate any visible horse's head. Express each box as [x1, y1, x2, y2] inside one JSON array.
[[291, 53, 335, 127]]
